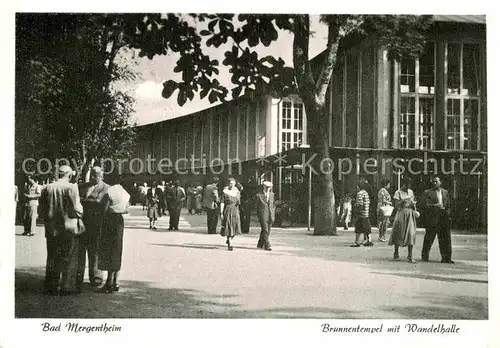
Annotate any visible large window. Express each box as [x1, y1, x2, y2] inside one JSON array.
[[445, 42, 481, 150], [399, 43, 435, 149], [280, 101, 306, 152]]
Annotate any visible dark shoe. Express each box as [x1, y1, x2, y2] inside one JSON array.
[[43, 288, 59, 296], [152, 226, 157, 230], [264, 247, 272, 251], [344, 227, 348, 230], [228, 246, 233, 251], [350, 244, 361, 247], [363, 242, 374, 247], [59, 289, 81, 296], [393, 254, 400, 260], [441, 260, 455, 264], [408, 257, 417, 264], [421, 257, 429, 262], [257, 245, 264, 249], [110, 285, 120, 292]]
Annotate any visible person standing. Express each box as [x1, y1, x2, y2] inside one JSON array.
[[15, 184, 20, 225], [421, 176, 454, 264], [339, 194, 353, 230], [236, 182, 251, 234], [377, 179, 392, 242], [220, 178, 242, 251], [140, 182, 148, 211], [194, 184, 203, 215], [203, 177, 220, 234], [39, 165, 83, 295], [147, 181, 162, 230], [255, 181, 275, 251], [98, 179, 130, 293], [158, 180, 167, 215], [22, 175, 41, 236], [169, 180, 186, 230], [78, 166, 109, 290], [351, 180, 372, 247], [388, 177, 418, 263], [187, 184, 196, 215]]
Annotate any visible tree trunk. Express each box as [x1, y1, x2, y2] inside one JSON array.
[[304, 103, 337, 236]]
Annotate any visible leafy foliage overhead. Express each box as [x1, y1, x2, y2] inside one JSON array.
[[123, 14, 432, 107]]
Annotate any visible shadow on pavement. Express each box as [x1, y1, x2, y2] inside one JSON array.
[[15, 268, 488, 319], [150, 243, 261, 252], [15, 268, 240, 318], [381, 292, 488, 320]]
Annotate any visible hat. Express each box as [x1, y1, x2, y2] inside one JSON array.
[[58, 165, 73, 176], [262, 181, 273, 187]]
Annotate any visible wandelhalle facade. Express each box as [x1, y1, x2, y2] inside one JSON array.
[[125, 16, 486, 231]]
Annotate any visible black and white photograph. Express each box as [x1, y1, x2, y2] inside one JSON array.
[[1, 3, 498, 347]]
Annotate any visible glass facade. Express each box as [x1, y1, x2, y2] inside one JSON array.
[[399, 43, 435, 150]]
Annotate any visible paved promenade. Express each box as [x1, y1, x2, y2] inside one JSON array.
[[15, 206, 488, 319]]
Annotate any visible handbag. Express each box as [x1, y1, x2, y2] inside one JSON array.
[[64, 217, 86, 235], [379, 205, 394, 217]]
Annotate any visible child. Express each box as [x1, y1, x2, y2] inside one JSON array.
[[339, 194, 352, 230]]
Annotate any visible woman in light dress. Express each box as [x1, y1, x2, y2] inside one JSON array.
[[388, 177, 418, 263], [377, 179, 392, 242], [219, 178, 241, 251]]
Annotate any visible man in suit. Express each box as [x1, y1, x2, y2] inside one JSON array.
[[39, 165, 83, 295], [203, 177, 220, 234], [77, 166, 110, 289], [422, 176, 454, 264], [256, 181, 275, 251], [169, 180, 186, 230]]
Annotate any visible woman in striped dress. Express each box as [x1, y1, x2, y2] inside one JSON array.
[[351, 180, 372, 247]]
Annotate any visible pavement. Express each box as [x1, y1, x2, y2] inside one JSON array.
[[15, 206, 488, 319]]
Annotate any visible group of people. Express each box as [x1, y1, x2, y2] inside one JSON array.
[[35, 165, 130, 296], [341, 175, 454, 264], [137, 176, 275, 252], [204, 177, 276, 251]]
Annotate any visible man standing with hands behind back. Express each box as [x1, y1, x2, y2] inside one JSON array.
[[422, 176, 454, 264], [78, 166, 110, 290], [203, 177, 220, 234], [256, 181, 275, 251]]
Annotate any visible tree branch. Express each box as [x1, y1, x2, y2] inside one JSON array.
[[292, 15, 315, 102], [314, 22, 341, 101]]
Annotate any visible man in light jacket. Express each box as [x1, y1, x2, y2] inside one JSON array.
[[256, 181, 275, 251], [39, 165, 83, 295]]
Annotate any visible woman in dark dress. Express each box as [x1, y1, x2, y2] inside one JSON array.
[[220, 178, 241, 251], [98, 180, 130, 293]]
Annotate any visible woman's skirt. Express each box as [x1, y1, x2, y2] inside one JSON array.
[[388, 208, 417, 247], [147, 204, 158, 219], [220, 204, 241, 237], [354, 217, 371, 235], [98, 212, 124, 271]]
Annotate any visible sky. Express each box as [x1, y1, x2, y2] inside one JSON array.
[[121, 15, 328, 126]]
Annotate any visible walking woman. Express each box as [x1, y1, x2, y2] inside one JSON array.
[[388, 177, 418, 263], [220, 178, 242, 251], [377, 179, 393, 242], [98, 179, 130, 293]]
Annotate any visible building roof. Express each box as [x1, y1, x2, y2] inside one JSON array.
[[433, 15, 486, 24]]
